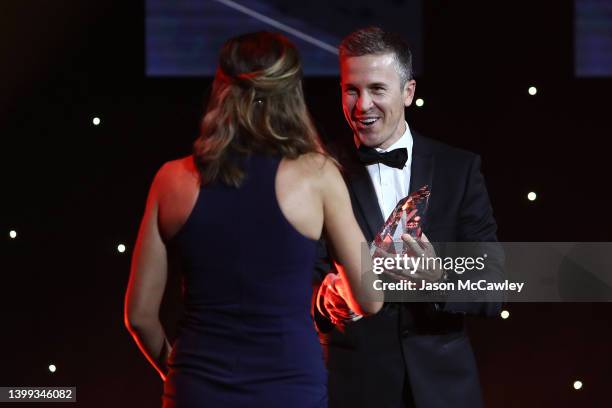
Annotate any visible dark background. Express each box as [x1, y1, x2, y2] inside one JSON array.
[[2, 0, 611, 407]]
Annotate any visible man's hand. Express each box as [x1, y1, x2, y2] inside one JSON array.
[[383, 233, 444, 283], [317, 273, 363, 331]]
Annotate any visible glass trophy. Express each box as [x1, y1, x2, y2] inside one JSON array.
[[371, 185, 430, 256]]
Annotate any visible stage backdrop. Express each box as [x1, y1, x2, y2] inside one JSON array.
[[575, 0, 612, 77], [145, 0, 423, 76]]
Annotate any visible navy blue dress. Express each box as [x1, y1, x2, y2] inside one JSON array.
[[162, 154, 327, 407]]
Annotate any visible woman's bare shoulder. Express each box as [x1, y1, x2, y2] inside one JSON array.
[[151, 156, 199, 198], [158, 155, 197, 178], [156, 156, 198, 183], [288, 152, 339, 178]]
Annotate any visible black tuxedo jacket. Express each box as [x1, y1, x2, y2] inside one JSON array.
[[314, 131, 502, 408]]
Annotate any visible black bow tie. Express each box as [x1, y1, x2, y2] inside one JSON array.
[[357, 145, 408, 169]]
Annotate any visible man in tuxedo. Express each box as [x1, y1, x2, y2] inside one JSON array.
[[314, 27, 502, 408]]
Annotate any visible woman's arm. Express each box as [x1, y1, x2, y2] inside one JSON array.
[[318, 159, 383, 316], [124, 165, 172, 381]]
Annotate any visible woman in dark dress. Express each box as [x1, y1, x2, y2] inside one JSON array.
[[124, 31, 382, 407]]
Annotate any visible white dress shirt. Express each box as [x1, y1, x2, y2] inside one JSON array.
[[357, 122, 413, 221]]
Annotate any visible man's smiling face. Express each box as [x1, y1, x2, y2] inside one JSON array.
[[341, 53, 415, 150]]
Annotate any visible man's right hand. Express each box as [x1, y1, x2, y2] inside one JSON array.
[[316, 273, 363, 330]]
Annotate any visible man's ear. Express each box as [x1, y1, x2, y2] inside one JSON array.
[[403, 80, 416, 107]]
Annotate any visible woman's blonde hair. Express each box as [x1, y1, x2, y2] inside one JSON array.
[[193, 31, 327, 187]]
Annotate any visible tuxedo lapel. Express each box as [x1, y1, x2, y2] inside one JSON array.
[[346, 166, 384, 242], [409, 133, 434, 229]]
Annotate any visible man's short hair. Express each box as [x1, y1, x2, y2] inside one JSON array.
[[339, 26, 413, 86]]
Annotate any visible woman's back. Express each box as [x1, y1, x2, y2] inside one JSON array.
[[159, 153, 328, 407], [156, 153, 326, 246]]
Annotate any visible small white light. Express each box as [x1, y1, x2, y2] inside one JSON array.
[[573, 380, 583, 390], [117, 244, 126, 253], [92, 117, 101, 126], [49, 364, 56, 373], [9, 230, 17, 239], [500, 310, 510, 319], [528, 86, 537, 96], [415, 98, 424, 107], [527, 192, 537, 201]]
